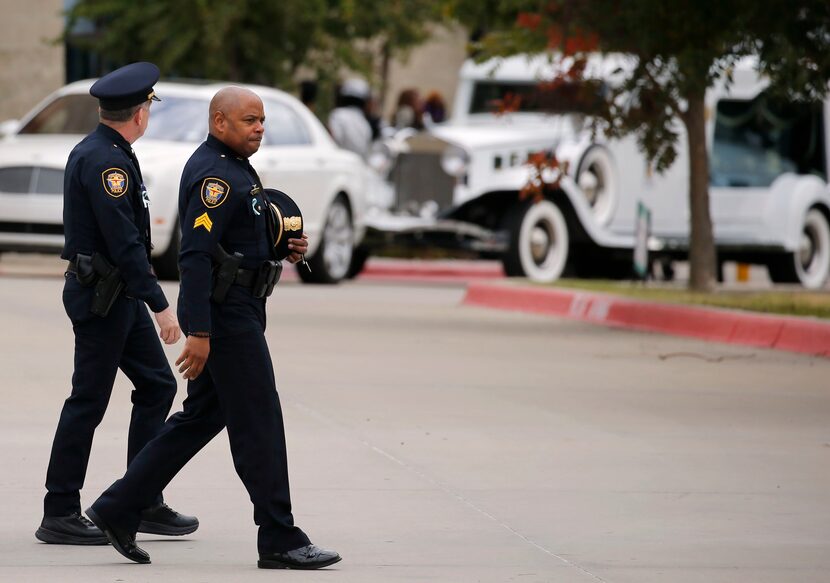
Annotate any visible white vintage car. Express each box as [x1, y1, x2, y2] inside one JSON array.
[[0, 79, 371, 283], [368, 55, 830, 288]]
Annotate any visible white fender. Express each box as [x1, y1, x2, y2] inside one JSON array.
[[763, 174, 830, 251]]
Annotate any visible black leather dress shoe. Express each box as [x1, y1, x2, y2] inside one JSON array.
[[85, 507, 150, 564], [35, 512, 109, 545], [138, 502, 199, 536], [258, 544, 341, 570]]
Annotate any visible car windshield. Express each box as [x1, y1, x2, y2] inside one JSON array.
[[469, 80, 605, 116], [18, 93, 209, 142]]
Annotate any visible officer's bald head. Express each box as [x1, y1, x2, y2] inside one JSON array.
[[209, 86, 265, 158]]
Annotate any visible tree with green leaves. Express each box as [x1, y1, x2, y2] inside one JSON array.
[[66, 0, 447, 109], [448, 0, 830, 290]]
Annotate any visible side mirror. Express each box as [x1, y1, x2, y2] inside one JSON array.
[[0, 119, 19, 138]]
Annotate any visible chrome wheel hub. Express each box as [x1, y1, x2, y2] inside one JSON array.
[[799, 230, 816, 270], [323, 202, 353, 279], [530, 223, 553, 264]]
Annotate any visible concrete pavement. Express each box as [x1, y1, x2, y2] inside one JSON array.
[[0, 274, 828, 582], [1, 253, 828, 356]]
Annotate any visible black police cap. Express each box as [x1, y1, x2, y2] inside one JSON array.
[[90, 62, 162, 110], [264, 188, 303, 260]]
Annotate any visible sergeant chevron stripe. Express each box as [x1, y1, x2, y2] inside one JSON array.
[[194, 212, 213, 232]]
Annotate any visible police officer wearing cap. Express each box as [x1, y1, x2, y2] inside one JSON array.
[[85, 86, 341, 570], [36, 62, 198, 545]]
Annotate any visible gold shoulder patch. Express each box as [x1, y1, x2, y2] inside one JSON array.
[[101, 168, 129, 198], [194, 212, 213, 232], [200, 177, 230, 208]]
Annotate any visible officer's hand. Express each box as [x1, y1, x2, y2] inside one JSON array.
[[176, 336, 210, 380], [286, 232, 309, 264], [154, 307, 182, 345]]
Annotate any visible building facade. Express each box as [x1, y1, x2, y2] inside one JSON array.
[[0, 0, 64, 122], [0, 2, 467, 124]]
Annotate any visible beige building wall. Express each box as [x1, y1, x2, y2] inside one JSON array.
[[0, 6, 466, 125], [0, 0, 65, 122], [383, 25, 468, 121]]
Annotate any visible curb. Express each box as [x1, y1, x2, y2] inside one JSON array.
[[463, 282, 830, 358]]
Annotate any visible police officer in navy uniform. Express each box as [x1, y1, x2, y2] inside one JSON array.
[[36, 62, 198, 545], [86, 86, 340, 570]]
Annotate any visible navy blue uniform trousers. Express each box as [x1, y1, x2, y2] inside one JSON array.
[[91, 329, 310, 554], [44, 275, 176, 516]]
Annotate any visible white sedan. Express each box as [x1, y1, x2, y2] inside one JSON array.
[[0, 79, 371, 283]]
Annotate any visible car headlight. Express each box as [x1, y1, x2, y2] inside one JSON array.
[[440, 145, 469, 178], [368, 142, 394, 176]]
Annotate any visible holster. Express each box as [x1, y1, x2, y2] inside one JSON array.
[[90, 253, 125, 317], [251, 260, 282, 299], [73, 253, 98, 287], [211, 245, 243, 304]]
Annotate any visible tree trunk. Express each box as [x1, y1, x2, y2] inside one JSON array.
[[682, 94, 717, 291], [379, 39, 391, 109]]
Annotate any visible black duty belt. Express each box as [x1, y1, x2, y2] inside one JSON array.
[[233, 261, 282, 299], [211, 245, 281, 302]]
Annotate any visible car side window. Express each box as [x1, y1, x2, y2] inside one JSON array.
[[263, 100, 312, 146], [710, 94, 827, 188], [18, 94, 99, 135]]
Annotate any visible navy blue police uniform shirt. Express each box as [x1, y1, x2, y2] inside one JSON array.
[[61, 123, 168, 312], [177, 134, 273, 338]]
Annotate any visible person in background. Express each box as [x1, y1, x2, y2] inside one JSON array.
[[391, 88, 424, 131], [363, 91, 386, 141], [327, 77, 373, 159], [423, 90, 447, 125], [299, 80, 318, 113]]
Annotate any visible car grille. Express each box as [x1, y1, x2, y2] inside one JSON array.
[[0, 166, 64, 194], [391, 144, 455, 212]]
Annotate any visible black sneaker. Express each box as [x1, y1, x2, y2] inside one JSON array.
[[138, 502, 199, 536], [35, 512, 109, 545]]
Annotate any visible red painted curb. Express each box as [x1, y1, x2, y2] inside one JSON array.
[[463, 282, 830, 358]]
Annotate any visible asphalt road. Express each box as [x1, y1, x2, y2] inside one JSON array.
[[0, 268, 828, 582]]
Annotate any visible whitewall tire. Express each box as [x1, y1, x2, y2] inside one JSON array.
[[768, 207, 830, 289], [576, 145, 618, 226], [502, 199, 569, 282]]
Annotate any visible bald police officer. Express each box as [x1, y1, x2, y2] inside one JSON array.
[[36, 62, 198, 545], [85, 86, 340, 569]]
